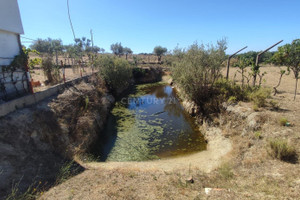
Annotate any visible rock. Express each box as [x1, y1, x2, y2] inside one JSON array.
[[185, 176, 194, 184], [246, 113, 261, 131]]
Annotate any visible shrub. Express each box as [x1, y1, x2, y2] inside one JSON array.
[[249, 87, 271, 107], [279, 117, 288, 126], [172, 39, 227, 114], [218, 162, 234, 180], [41, 57, 61, 84], [95, 55, 132, 93], [254, 131, 262, 139], [269, 139, 297, 163]]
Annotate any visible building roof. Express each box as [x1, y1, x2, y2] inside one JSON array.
[[0, 0, 24, 34]]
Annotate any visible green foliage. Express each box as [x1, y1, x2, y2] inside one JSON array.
[[95, 55, 132, 92], [218, 162, 234, 180], [272, 39, 300, 99], [252, 104, 259, 111], [279, 117, 288, 126], [153, 46, 168, 62], [41, 57, 60, 84], [172, 40, 227, 113], [55, 161, 81, 185], [233, 56, 253, 87], [30, 38, 63, 56], [269, 139, 297, 163], [111, 42, 124, 57], [249, 87, 271, 107], [254, 131, 262, 139], [29, 58, 42, 69]]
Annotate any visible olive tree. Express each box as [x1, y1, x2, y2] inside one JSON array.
[[153, 46, 167, 62], [272, 39, 300, 100], [30, 38, 64, 65], [111, 42, 124, 57], [123, 47, 133, 60]]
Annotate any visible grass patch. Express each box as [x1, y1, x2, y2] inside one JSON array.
[[269, 139, 297, 163], [254, 131, 262, 139], [218, 162, 234, 180], [279, 117, 288, 126], [249, 87, 271, 108]]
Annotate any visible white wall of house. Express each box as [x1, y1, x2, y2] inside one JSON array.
[[0, 0, 28, 101], [0, 0, 24, 35], [0, 30, 21, 66]]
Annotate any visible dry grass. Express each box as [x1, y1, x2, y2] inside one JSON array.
[[40, 65, 300, 199]]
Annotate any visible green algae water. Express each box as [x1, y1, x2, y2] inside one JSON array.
[[96, 83, 207, 161]]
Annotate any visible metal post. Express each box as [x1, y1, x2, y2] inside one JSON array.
[[226, 46, 248, 80], [24, 61, 34, 94], [61, 60, 66, 83], [253, 40, 283, 86]]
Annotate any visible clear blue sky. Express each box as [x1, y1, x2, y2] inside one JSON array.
[[19, 0, 300, 54]]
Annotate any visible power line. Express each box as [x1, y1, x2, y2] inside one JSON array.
[[20, 36, 37, 41], [67, 0, 76, 40]]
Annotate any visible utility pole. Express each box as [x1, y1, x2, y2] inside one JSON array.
[[226, 46, 248, 80], [253, 40, 283, 86], [90, 29, 95, 73]]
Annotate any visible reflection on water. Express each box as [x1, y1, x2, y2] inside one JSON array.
[[97, 83, 207, 161]]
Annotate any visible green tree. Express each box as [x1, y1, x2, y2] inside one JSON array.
[[153, 46, 167, 62], [123, 47, 133, 60], [111, 42, 124, 57], [272, 39, 300, 100], [30, 38, 64, 65], [172, 39, 227, 113], [233, 56, 253, 87]]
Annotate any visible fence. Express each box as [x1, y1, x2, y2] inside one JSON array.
[[0, 74, 91, 117]]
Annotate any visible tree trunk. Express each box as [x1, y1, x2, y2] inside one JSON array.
[[158, 56, 161, 63], [294, 78, 298, 100], [126, 54, 128, 60]]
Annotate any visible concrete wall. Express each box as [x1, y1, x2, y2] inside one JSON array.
[[0, 75, 90, 117]]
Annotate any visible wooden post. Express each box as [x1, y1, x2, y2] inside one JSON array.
[[226, 46, 248, 80]]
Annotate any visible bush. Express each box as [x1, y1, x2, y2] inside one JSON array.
[[279, 117, 288, 126], [95, 55, 132, 93], [269, 139, 297, 163], [171, 40, 227, 114], [218, 162, 234, 180], [41, 57, 60, 84], [249, 87, 271, 107]]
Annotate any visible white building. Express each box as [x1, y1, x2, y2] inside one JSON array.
[[0, 0, 29, 101]]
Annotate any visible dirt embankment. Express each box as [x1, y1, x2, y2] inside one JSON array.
[[0, 75, 115, 198], [0, 67, 164, 198], [41, 67, 300, 199]]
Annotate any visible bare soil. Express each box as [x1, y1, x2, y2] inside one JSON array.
[[38, 65, 300, 199]]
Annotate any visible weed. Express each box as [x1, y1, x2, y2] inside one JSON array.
[[279, 117, 288, 126], [269, 100, 280, 110], [218, 162, 234, 180], [253, 104, 259, 112], [254, 131, 262, 139], [249, 87, 271, 107], [55, 161, 83, 185], [5, 179, 43, 200], [269, 139, 297, 163]]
